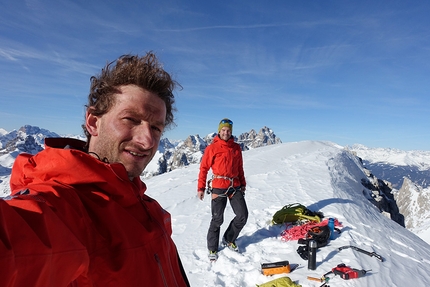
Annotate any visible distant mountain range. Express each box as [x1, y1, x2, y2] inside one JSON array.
[[143, 126, 282, 178], [0, 125, 282, 194], [1, 125, 429, 241]]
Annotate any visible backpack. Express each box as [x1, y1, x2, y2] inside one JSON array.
[[256, 276, 302, 287], [271, 203, 323, 225], [304, 225, 330, 248], [296, 225, 331, 260]]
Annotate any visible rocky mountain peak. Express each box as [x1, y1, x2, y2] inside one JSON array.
[[237, 126, 282, 150], [395, 177, 430, 230], [0, 125, 60, 156]]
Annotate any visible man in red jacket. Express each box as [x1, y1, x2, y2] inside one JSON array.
[[0, 53, 190, 286], [197, 119, 248, 261]]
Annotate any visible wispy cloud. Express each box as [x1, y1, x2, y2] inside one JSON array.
[[154, 20, 339, 32], [0, 44, 98, 76]]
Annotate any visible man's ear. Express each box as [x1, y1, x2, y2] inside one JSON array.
[[85, 109, 99, 136]]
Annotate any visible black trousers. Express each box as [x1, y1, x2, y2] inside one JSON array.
[[207, 188, 248, 251]]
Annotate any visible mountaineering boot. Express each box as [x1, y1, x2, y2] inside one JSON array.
[[208, 250, 218, 261], [222, 237, 239, 252]]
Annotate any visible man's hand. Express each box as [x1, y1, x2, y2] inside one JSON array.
[[197, 191, 205, 200], [240, 186, 246, 196]]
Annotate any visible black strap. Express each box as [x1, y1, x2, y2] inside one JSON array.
[[297, 245, 309, 260]]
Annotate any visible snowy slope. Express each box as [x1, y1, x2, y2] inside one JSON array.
[[145, 141, 430, 286]]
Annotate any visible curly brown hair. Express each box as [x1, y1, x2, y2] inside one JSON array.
[[82, 52, 179, 147]]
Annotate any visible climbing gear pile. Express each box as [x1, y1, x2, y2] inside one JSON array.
[[256, 202, 384, 287]]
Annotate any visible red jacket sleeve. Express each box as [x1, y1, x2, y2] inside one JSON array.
[[198, 145, 213, 192], [0, 194, 90, 287], [236, 145, 246, 188]]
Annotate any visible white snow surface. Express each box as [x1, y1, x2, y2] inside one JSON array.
[[144, 141, 430, 286]]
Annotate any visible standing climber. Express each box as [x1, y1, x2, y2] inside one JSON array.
[[197, 118, 248, 261]]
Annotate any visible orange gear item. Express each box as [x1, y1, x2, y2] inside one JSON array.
[[261, 260, 291, 276]]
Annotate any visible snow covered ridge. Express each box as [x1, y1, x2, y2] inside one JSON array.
[[144, 141, 430, 286]]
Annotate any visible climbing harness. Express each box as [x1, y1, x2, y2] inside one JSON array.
[[206, 175, 239, 199]]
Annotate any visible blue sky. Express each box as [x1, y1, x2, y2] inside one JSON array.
[[1, 0, 429, 150]]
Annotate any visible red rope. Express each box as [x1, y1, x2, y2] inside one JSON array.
[[280, 218, 342, 241]]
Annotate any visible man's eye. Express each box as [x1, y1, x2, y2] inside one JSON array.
[[125, 117, 139, 124], [152, 126, 162, 133]]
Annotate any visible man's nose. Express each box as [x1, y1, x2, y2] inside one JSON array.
[[134, 123, 155, 149]]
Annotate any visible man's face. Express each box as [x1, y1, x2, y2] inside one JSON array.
[[219, 126, 232, 141], [86, 85, 166, 179]]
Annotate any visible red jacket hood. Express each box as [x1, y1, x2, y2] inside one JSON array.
[[10, 137, 146, 205], [213, 134, 233, 144]]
